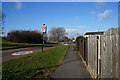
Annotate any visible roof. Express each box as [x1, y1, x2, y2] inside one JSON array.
[[84, 31, 104, 35]]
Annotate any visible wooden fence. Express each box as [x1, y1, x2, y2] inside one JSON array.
[[100, 28, 120, 79], [87, 35, 98, 78], [78, 28, 120, 79]]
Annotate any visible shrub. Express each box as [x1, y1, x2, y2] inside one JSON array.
[[75, 36, 84, 51], [7, 30, 44, 43]]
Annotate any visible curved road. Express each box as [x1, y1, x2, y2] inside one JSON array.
[[2, 44, 60, 62]]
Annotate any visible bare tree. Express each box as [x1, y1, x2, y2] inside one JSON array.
[[0, 10, 5, 36], [49, 27, 66, 41]]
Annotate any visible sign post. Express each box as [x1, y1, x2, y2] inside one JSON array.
[[41, 24, 47, 52]]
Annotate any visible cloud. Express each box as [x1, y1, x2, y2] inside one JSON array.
[[66, 29, 84, 38], [98, 9, 112, 20], [103, 25, 110, 27], [91, 11, 97, 15], [76, 25, 87, 28], [74, 16, 80, 20], [66, 29, 78, 33], [96, 0, 104, 2], [15, 2, 22, 10], [94, 0, 106, 9]]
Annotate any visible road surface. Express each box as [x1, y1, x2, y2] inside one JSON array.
[[1, 44, 59, 62]]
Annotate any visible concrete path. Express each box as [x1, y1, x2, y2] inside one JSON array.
[[51, 44, 92, 79]]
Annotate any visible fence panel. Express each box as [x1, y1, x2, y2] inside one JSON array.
[[87, 36, 98, 78], [84, 37, 88, 65], [78, 28, 120, 79], [100, 29, 120, 79]]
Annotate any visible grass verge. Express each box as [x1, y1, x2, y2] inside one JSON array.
[[1, 40, 58, 50], [2, 45, 69, 79], [1, 40, 42, 50]]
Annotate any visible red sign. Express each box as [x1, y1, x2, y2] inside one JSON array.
[[41, 24, 47, 32]]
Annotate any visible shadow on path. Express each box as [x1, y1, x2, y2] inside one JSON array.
[[51, 44, 92, 78]]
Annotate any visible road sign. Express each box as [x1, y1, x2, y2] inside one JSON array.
[[10, 50, 35, 56], [41, 24, 47, 33], [41, 24, 47, 52]]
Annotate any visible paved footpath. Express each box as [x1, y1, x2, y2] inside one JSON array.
[[51, 44, 92, 79]]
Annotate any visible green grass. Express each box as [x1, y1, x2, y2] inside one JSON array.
[[2, 45, 69, 79], [1, 40, 59, 50], [1, 40, 42, 49], [46, 41, 59, 44]]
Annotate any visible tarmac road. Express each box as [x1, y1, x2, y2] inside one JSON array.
[[1, 44, 60, 62]]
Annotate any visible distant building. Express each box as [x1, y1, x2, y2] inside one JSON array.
[[72, 39, 75, 42], [84, 31, 104, 37]]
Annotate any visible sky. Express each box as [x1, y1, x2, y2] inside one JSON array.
[[2, 0, 120, 2], [2, 2, 118, 38]]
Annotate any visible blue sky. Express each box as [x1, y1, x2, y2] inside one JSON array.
[[2, 2, 118, 38]]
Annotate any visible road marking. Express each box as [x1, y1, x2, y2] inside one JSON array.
[[10, 50, 35, 56]]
